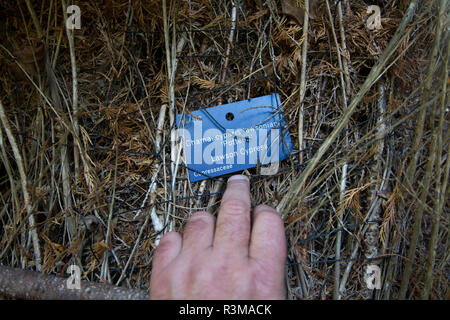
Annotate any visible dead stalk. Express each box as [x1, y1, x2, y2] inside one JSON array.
[[325, 0, 349, 299], [276, 0, 418, 216], [61, 0, 80, 181], [421, 36, 449, 299], [297, 0, 309, 165], [398, 0, 446, 298], [0, 99, 42, 271]]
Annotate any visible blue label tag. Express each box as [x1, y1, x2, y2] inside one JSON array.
[[175, 94, 293, 182]]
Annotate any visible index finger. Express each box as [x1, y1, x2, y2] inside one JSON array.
[[213, 175, 251, 256]]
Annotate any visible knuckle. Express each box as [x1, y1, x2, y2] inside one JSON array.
[[190, 211, 214, 221], [251, 261, 283, 295], [254, 204, 277, 213], [258, 210, 283, 224], [254, 206, 283, 224], [218, 218, 249, 241], [156, 232, 178, 253], [220, 199, 250, 216], [216, 200, 251, 241], [251, 257, 271, 275], [185, 215, 212, 233]]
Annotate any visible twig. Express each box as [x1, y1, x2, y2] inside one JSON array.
[[207, 178, 224, 212], [362, 82, 387, 299], [398, 0, 446, 298], [61, 0, 80, 181], [220, 0, 238, 86], [115, 104, 167, 286], [207, 1, 239, 210], [23, 0, 79, 253], [163, 0, 187, 231], [325, 0, 349, 299], [292, 0, 311, 300], [421, 35, 449, 300], [133, 106, 167, 222], [24, 0, 43, 39], [101, 148, 119, 282], [0, 99, 42, 271], [168, 35, 187, 226], [276, 0, 419, 216], [0, 117, 21, 260], [115, 208, 151, 286], [403, 0, 446, 184], [297, 0, 309, 165], [0, 266, 148, 300]]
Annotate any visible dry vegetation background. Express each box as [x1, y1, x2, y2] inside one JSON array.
[[0, 0, 448, 299]]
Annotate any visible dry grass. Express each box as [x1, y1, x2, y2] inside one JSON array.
[[0, 0, 448, 299]]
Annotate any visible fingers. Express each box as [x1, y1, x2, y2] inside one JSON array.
[[182, 211, 215, 252], [152, 231, 182, 274], [213, 175, 251, 256], [249, 205, 286, 267]]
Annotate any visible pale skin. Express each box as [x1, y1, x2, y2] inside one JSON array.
[[149, 175, 287, 299]]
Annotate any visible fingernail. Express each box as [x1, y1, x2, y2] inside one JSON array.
[[228, 174, 249, 182]]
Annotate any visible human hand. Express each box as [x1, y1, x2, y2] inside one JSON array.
[[149, 175, 287, 299]]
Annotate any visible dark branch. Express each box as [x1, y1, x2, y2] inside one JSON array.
[[0, 266, 149, 300]]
